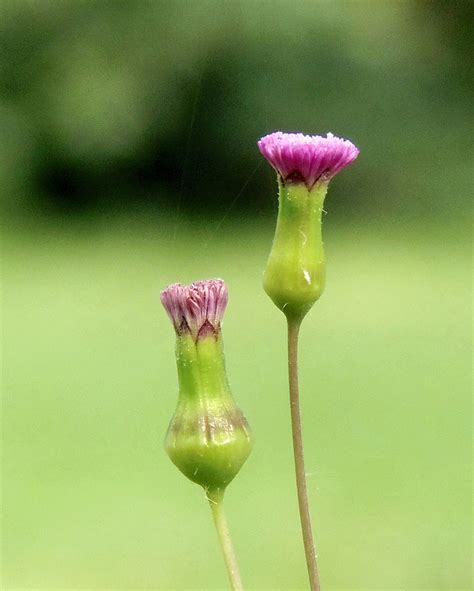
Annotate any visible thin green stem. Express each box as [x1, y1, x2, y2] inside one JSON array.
[[208, 489, 244, 591], [287, 319, 321, 591]]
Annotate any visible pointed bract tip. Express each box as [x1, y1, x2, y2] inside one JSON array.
[[258, 131, 359, 189], [160, 278, 228, 340]]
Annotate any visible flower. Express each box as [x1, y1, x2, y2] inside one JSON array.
[[258, 131, 359, 190], [161, 277, 252, 492], [160, 279, 228, 341], [258, 131, 360, 320]]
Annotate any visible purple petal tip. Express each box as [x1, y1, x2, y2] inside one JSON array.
[[258, 131, 359, 189], [160, 279, 228, 340]]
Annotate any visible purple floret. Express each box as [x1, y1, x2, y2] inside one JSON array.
[[258, 131, 359, 190], [161, 279, 228, 340]]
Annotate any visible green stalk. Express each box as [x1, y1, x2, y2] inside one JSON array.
[[263, 179, 326, 588], [287, 319, 320, 591], [208, 489, 244, 591]]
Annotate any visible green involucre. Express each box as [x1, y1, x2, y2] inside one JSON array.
[[263, 181, 328, 322], [165, 333, 252, 493]]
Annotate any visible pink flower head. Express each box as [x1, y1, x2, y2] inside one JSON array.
[[160, 279, 228, 340], [258, 131, 359, 190]]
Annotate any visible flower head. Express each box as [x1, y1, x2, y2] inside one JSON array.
[[258, 131, 359, 190], [161, 278, 252, 493], [161, 279, 228, 341]]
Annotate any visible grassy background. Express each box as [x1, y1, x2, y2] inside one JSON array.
[[2, 213, 471, 590]]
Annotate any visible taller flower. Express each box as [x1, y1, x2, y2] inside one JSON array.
[[258, 131, 359, 190], [160, 279, 252, 495], [258, 131, 359, 321]]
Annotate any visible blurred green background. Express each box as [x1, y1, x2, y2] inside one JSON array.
[[1, 1, 472, 590]]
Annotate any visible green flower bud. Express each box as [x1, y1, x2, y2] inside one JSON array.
[[161, 279, 252, 494], [263, 180, 328, 322]]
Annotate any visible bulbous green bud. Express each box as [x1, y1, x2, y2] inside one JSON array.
[[165, 334, 252, 492], [263, 181, 328, 322], [161, 280, 252, 493]]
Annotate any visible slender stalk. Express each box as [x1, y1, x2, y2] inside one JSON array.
[[287, 319, 321, 591], [208, 489, 244, 591]]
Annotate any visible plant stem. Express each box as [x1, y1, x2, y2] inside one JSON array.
[[208, 489, 244, 591], [287, 319, 321, 591]]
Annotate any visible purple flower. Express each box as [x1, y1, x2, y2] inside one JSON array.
[[258, 131, 359, 190], [161, 279, 228, 340]]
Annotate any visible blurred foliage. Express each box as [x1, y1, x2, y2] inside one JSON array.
[[2, 2, 472, 589], [1, 0, 472, 221]]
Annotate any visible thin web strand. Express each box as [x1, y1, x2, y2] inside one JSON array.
[[201, 159, 263, 255], [173, 73, 203, 244]]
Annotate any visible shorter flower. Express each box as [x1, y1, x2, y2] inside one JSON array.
[[258, 131, 360, 321], [161, 279, 228, 341], [258, 131, 359, 190], [161, 279, 252, 494]]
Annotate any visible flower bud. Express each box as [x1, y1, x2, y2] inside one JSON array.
[[160, 279, 252, 493], [258, 131, 359, 322]]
